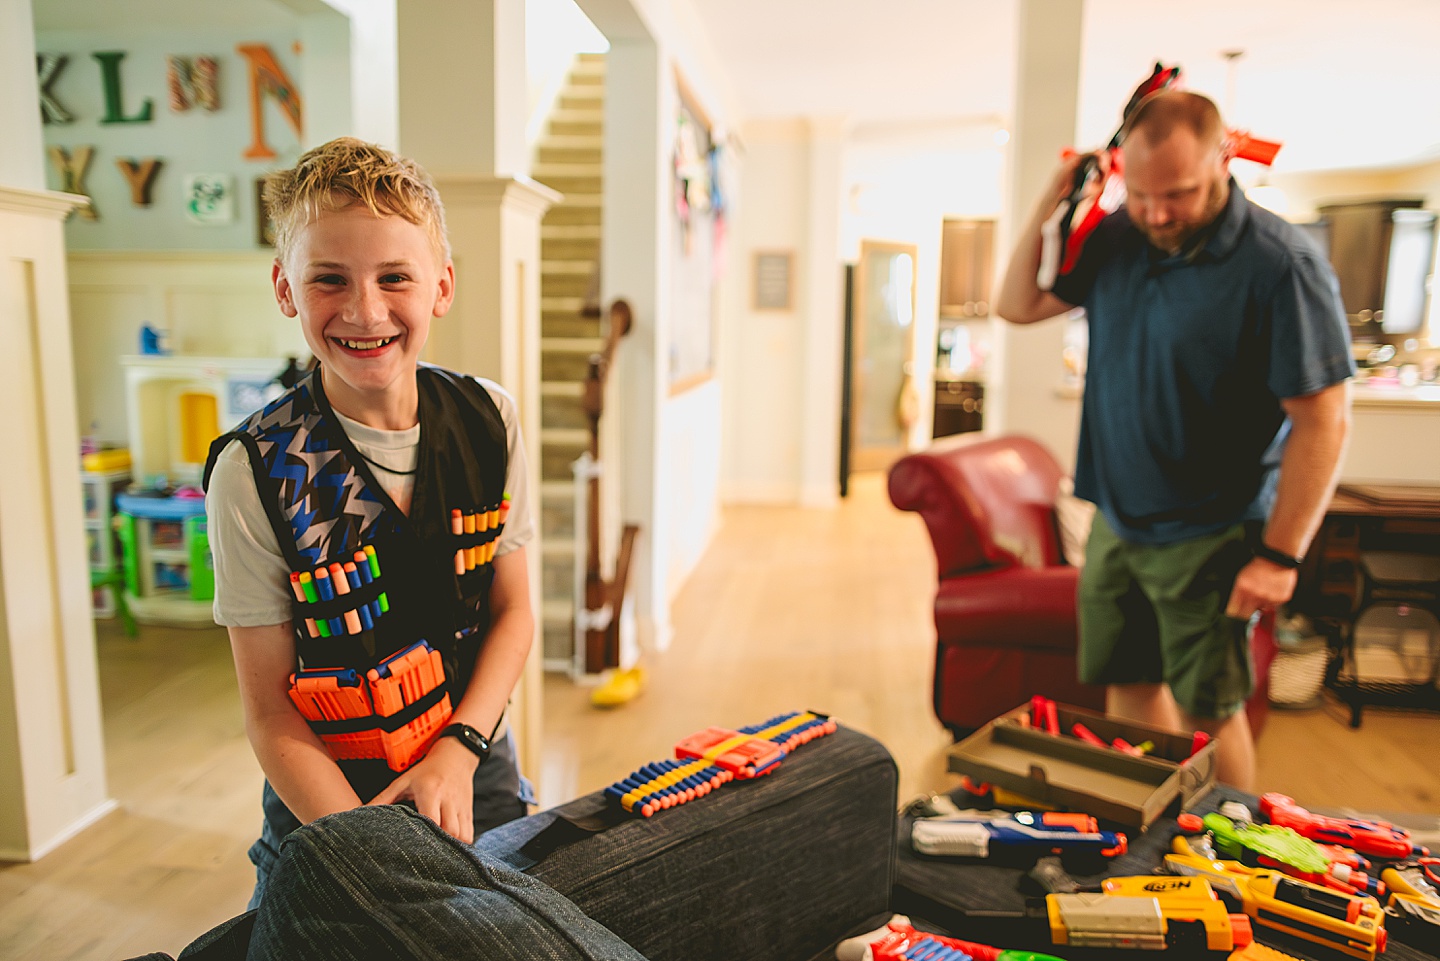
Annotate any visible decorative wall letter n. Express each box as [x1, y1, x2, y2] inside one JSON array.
[[236, 44, 303, 160]]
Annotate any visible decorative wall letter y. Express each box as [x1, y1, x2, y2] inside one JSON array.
[[236, 44, 303, 160], [36, 54, 74, 124], [93, 51, 154, 124], [116, 158, 164, 206], [48, 146, 98, 219]]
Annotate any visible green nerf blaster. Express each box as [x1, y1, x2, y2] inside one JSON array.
[[1204, 812, 1331, 875]]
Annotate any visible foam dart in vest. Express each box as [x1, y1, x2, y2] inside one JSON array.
[[289, 572, 319, 638], [328, 563, 363, 635], [364, 545, 389, 613], [353, 551, 382, 621], [298, 571, 330, 638], [343, 562, 373, 631], [313, 566, 343, 636], [451, 509, 465, 575]]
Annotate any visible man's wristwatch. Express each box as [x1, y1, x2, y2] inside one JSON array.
[[1254, 543, 1304, 570], [438, 723, 491, 765]]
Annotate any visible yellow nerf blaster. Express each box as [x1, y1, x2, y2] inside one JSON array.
[[1165, 836, 1387, 961], [1046, 875, 1252, 952]]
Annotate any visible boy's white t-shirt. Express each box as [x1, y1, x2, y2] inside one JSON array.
[[207, 377, 534, 628]]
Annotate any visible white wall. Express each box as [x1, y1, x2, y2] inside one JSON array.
[[36, 24, 315, 250], [66, 251, 300, 447], [720, 119, 1014, 503], [524, 0, 607, 147], [720, 122, 807, 503]]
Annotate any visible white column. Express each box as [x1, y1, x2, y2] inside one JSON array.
[[0, 0, 114, 861], [602, 35, 670, 657], [988, 0, 1085, 470], [397, 0, 556, 780], [799, 117, 847, 507]]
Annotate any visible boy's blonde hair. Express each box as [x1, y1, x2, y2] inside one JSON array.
[[263, 137, 450, 264]]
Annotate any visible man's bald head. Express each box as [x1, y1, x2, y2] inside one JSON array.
[[1119, 90, 1232, 254], [1122, 90, 1226, 154]]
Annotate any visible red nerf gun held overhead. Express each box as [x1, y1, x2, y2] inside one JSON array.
[[1261, 793, 1430, 861], [1037, 62, 1283, 292]]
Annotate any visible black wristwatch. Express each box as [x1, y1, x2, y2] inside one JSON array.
[[438, 723, 491, 765], [1254, 543, 1304, 570]]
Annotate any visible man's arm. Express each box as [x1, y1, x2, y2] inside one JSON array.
[[367, 546, 534, 842], [995, 153, 1089, 325], [229, 623, 364, 822], [1225, 380, 1352, 618]]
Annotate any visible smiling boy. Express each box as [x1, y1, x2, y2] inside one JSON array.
[[204, 138, 535, 908]]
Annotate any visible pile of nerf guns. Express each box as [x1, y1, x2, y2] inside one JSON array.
[[910, 794, 1126, 865], [605, 711, 836, 818], [288, 545, 388, 639], [1162, 794, 1435, 959], [450, 496, 509, 575]]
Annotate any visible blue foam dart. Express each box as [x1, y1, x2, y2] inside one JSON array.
[[370, 640, 432, 679], [294, 667, 361, 686]]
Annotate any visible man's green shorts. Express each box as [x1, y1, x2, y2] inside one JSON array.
[[1077, 512, 1256, 720]]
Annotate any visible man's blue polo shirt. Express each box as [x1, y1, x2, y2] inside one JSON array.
[[1051, 178, 1354, 545]]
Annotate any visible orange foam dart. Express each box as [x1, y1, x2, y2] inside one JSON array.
[[498, 493, 510, 526], [328, 563, 363, 634], [289, 573, 319, 638], [452, 509, 466, 575]]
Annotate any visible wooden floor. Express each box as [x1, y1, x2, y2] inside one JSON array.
[[3, 473, 1438, 961]]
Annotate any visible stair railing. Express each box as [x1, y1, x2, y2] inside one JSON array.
[[570, 298, 640, 675]]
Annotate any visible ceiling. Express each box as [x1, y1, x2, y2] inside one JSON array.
[[32, 0, 1440, 173], [690, 0, 1440, 174]]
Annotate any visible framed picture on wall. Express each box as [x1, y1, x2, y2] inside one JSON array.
[[668, 69, 725, 395], [184, 173, 235, 225], [255, 177, 277, 247], [753, 251, 793, 311]]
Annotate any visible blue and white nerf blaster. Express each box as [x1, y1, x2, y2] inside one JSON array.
[[911, 804, 1127, 861]]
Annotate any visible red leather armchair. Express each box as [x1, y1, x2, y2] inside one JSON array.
[[889, 434, 1275, 739]]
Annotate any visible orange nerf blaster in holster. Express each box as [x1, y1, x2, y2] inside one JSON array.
[[287, 640, 453, 772], [1038, 62, 1283, 291]]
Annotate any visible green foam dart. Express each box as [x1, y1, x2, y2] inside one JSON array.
[[364, 544, 389, 613], [299, 571, 330, 638]]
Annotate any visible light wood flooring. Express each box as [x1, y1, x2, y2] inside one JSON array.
[[3, 473, 1437, 961]]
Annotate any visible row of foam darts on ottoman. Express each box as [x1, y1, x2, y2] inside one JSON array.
[[604, 710, 838, 818]]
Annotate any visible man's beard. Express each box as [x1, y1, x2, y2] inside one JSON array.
[[1137, 176, 1229, 254]]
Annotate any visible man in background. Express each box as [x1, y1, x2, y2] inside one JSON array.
[[995, 90, 1353, 789]]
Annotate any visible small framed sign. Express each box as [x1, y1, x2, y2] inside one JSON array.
[[753, 250, 794, 311]]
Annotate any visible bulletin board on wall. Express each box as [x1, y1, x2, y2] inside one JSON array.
[[668, 70, 725, 395]]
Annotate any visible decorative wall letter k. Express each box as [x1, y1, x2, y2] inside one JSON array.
[[36, 54, 74, 124]]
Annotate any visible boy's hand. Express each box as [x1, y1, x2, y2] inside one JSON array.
[[367, 737, 480, 843]]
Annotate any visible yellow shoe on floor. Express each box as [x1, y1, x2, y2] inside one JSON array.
[[591, 666, 646, 708]]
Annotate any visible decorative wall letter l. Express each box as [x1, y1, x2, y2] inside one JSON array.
[[93, 51, 154, 124], [48, 146, 98, 219], [116, 158, 164, 206], [236, 44, 303, 160], [167, 56, 220, 112], [36, 54, 74, 124]]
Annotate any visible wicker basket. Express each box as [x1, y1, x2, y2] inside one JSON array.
[[1269, 635, 1329, 708]]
